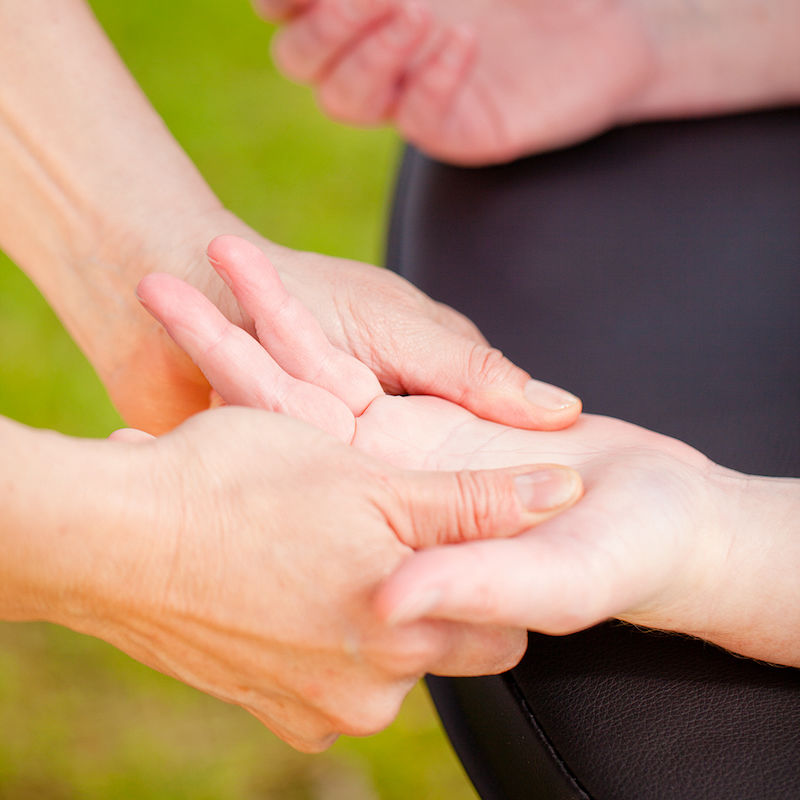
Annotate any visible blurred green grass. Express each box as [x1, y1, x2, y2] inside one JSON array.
[[0, 1, 475, 797]]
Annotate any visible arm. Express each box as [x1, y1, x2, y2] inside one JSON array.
[[0, 0, 580, 433], [256, 0, 800, 164], [381, 466, 800, 668], [141, 239, 800, 667], [1, 408, 561, 750]]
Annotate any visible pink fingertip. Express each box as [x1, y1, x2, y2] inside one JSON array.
[[207, 234, 265, 267], [135, 272, 183, 310]]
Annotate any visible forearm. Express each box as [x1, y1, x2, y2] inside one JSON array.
[[632, 0, 800, 119], [0, 0, 226, 372], [0, 414, 150, 628]]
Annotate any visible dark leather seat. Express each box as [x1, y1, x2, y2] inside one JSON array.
[[387, 109, 800, 800]]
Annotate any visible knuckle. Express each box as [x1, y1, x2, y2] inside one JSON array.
[[453, 470, 497, 540], [466, 344, 516, 389]]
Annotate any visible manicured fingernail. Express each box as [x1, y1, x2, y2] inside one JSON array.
[[524, 379, 580, 411], [386, 587, 442, 626], [514, 468, 580, 512]]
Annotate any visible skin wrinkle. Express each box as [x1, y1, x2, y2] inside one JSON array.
[[0, 1, 594, 752]]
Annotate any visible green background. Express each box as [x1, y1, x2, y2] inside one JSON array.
[[0, 1, 476, 797]]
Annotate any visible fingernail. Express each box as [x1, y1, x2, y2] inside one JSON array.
[[385, 587, 442, 626], [514, 468, 580, 512], [524, 379, 580, 411]]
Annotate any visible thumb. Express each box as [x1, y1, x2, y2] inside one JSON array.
[[388, 463, 583, 550], [392, 325, 582, 431]]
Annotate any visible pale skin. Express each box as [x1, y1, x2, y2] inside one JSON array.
[[256, 0, 800, 164], [137, 235, 800, 668], [1, 408, 581, 753], [0, 0, 589, 752], [0, 0, 580, 435]]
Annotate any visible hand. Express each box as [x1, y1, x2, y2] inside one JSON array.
[[64, 406, 579, 752], [138, 236, 800, 665], [0, 1, 578, 434], [256, 0, 800, 165], [110, 214, 580, 433]]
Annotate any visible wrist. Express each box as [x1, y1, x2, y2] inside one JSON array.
[[68, 208, 260, 432], [688, 465, 800, 666], [0, 417, 159, 629], [623, 0, 800, 122]]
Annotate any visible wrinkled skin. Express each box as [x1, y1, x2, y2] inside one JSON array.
[[108, 212, 579, 433], [137, 236, 745, 655], [96, 403, 571, 752]]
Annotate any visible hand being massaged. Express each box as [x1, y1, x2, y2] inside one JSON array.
[[135, 236, 800, 668]]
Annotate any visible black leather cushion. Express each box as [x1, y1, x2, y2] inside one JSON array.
[[387, 109, 800, 799]]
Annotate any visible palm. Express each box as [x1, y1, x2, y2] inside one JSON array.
[[354, 393, 677, 472], [357, 394, 716, 638], [140, 236, 721, 638]]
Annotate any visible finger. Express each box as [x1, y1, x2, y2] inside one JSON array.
[[394, 24, 476, 140], [376, 501, 626, 634], [364, 615, 526, 678], [386, 321, 581, 430], [108, 428, 156, 443], [387, 463, 583, 549], [207, 235, 383, 415], [425, 621, 528, 677], [317, 2, 431, 124], [136, 273, 355, 443], [271, 0, 394, 83], [251, 0, 314, 22]]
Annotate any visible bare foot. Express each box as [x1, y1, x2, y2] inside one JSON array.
[[263, 0, 800, 164]]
